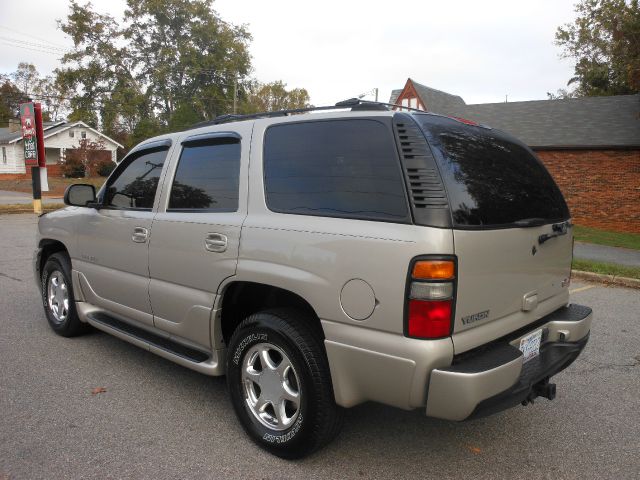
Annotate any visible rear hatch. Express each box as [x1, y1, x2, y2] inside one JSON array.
[[415, 114, 572, 353]]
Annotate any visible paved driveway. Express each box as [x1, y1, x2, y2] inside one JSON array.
[[0, 214, 638, 479]]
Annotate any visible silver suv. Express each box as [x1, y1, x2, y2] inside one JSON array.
[[34, 101, 592, 458]]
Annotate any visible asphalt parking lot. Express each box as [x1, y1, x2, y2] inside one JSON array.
[[1, 214, 638, 479]]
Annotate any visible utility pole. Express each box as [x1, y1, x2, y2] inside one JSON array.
[[233, 78, 238, 114], [375, 88, 378, 102]]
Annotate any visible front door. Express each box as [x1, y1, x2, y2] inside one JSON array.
[[75, 143, 171, 327], [148, 128, 251, 349]]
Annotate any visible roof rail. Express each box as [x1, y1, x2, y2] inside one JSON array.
[[189, 98, 420, 128]]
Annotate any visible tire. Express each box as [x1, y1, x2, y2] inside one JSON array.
[[41, 252, 86, 337], [226, 308, 343, 459]]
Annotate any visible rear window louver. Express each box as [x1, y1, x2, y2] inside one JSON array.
[[393, 113, 452, 228]]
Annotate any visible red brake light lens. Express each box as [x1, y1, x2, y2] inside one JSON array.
[[407, 299, 452, 339]]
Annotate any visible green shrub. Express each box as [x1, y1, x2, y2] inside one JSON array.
[[97, 160, 116, 177], [62, 157, 85, 178]]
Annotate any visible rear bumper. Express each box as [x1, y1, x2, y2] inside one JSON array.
[[426, 304, 592, 421]]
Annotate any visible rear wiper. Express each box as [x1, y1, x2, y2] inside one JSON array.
[[538, 222, 571, 245], [514, 217, 547, 227]]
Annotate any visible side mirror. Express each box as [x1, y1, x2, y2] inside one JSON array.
[[63, 184, 97, 207]]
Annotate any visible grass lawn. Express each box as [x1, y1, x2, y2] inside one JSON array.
[[572, 258, 640, 280], [0, 176, 106, 197], [0, 203, 65, 214], [573, 225, 640, 250]]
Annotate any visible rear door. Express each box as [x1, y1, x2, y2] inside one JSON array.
[[416, 115, 572, 353], [148, 126, 251, 350]]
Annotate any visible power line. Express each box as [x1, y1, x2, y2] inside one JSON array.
[[0, 35, 67, 53], [0, 24, 69, 49], [0, 41, 67, 56]]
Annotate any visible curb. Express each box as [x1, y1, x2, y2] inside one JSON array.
[[572, 270, 640, 290]]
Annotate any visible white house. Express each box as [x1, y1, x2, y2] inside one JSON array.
[[0, 120, 123, 176]]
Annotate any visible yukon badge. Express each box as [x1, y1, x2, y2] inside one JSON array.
[[462, 310, 490, 325]]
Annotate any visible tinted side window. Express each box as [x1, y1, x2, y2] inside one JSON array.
[[105, 148, 167, 209], [416, 115, 569, 228], [263, 120, 410, 223], [168, 139, 240, 212]]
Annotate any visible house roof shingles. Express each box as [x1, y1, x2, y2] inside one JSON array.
[[410, 79, 466, 114], [0, 121, 123, 148], [391, 78, 640, 148], [0, 121, 66, 144], [451, 94, 640, 148]]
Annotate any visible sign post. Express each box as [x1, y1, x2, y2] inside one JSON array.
[[34, 103, 49, 194], [19, 102, 47, 214]]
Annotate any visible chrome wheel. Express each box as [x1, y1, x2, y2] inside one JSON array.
[[242, 342, 301, 431], [47, 270, 69, 324]]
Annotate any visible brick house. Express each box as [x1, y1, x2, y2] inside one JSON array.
[[0, 120, 122, 178], [390, 78, 640, 233]]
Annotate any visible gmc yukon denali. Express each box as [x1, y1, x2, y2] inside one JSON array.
[[34, 100, 592, 458]]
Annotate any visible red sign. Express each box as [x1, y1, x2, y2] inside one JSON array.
[[20, 102, 38, 166]]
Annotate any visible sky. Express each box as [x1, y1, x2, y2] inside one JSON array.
[[0, 0, 579, 107]]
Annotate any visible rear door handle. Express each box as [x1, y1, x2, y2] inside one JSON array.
[[132, 226, 149, 243], [204, 233, 227, 252]]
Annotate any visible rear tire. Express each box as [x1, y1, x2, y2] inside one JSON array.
[[41, 252, 86, 337], [226, 308, 343, 459]]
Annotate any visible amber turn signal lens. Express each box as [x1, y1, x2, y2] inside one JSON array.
[[412, 260, 455, 280]]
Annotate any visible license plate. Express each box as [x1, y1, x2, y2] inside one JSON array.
[[519, 329, 542, 363]]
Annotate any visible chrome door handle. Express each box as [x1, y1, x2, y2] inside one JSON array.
[[204, 233, 227, 252], [132, 227, 149, 243]]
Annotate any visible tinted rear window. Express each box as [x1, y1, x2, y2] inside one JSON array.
[[416, 115, 569, 228], [168, 139, 240, 212], [263, 119, 410, 223]]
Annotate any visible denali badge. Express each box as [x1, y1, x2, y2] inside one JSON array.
[[461, 310, 489, 325]]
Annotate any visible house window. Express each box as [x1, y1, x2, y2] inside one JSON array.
[[2, 147, 6, 164], [408, 97, 415, 108], [81, 131, 87, 139], [69, 130, 74, 138]]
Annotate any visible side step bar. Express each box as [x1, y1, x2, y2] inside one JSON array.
[[88, 312, 209, 362], [84, 311, 227, 377]]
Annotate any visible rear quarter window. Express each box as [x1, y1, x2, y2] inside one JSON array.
[[263, 119, 410, 223], [416, 115, 570, 228]]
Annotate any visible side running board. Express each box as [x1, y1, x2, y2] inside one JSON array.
[[87, 312, 210, 363]]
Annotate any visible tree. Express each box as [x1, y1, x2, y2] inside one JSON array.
[[555, 0, 640, 96], [12, 63, 39, 94], [0, 77, 29, 125], [6, 63, 69, 122], [63, 137, 108, 177], [34, 76, 72, 122], [57, 0, 252, 145], [239, 80, 311, 113], [546, 88, 578, 100]]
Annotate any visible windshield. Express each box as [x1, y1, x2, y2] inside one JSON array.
[[415, 114, 570, 228]]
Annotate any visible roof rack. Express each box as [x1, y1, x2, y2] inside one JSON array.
[[189, 98, 425, 128]]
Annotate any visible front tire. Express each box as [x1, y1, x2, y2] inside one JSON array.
[[226, 308, 343, 459], [41, 252, 86, 337]]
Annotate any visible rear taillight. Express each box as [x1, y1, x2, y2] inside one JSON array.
[[405, 258, 456, 339]]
